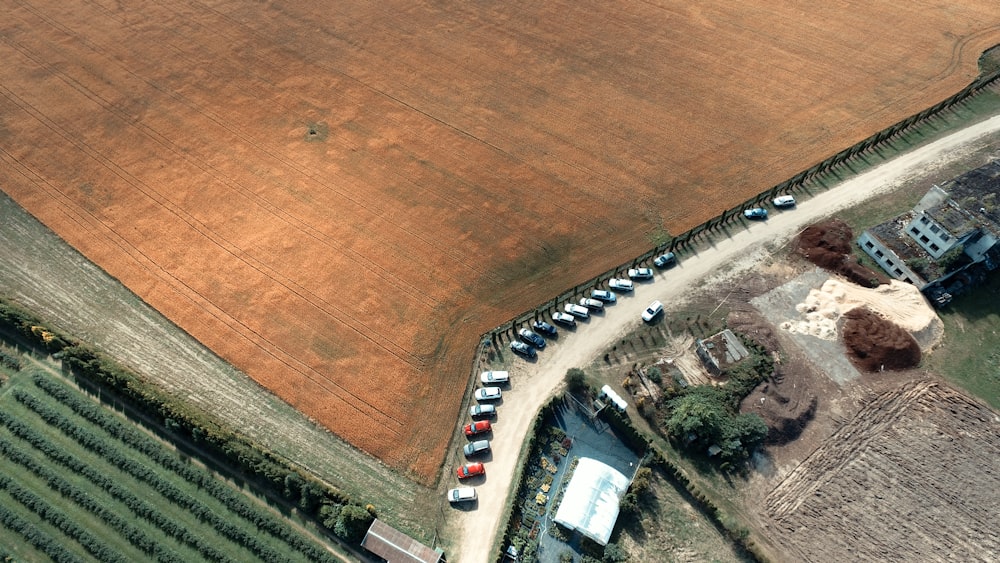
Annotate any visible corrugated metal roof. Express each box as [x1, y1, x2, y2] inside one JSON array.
[[361, 519, 442, 563]]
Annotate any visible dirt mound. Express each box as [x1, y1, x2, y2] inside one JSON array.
[[743, 376, 819, 445], [796, 219, 887, 287], [842, 307, 921, 371]]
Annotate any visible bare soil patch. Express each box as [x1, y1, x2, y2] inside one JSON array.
[[1, 1, 999, 479], [762, 380, 1000, 562]]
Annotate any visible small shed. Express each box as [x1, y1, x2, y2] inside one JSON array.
[[361, 518, 443, 563], [695, 329, 750, 376]]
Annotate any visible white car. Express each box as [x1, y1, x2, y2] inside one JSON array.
[[591, 289, 617, 303], [579, 297, 604, 310], [642, 300, 663, 322], [475, 387, 502, 401], [608, 278, 634, 292], [552, 311, 576, 326], [564, 303, 590, 319], [480, 370, 509, 384], [469, 404, 496, 418], [627, 267, 654, 280], [448, 487, 477, 503], [773, 195, 796, 207]]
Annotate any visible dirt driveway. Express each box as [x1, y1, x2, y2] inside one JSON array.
[[446, 113, 1000, 562]]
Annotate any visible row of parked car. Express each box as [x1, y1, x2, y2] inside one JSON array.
[[448, 370, 511, 504], [451, 198, 798, 504]]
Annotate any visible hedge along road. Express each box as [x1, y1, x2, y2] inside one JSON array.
[[446, 112, 1000, 563]]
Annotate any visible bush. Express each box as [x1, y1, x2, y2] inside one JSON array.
[[566, 368, 587, 393], [646, 367, 662, 384]]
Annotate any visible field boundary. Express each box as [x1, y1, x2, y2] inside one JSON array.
[[480, 49, 1000, 357]]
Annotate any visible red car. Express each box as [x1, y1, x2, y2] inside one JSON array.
[[456, 462, 485, 479], [464, 420, 492, 436]]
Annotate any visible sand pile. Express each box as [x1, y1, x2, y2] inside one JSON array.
[[781, 278, 942, 349]]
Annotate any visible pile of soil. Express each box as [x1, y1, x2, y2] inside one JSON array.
[[796, 219, 888, 288], [842, 307, 921, 371], [743, 376, 819, 445]]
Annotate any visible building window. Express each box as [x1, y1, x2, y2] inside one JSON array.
[[941, 232, 950, 242], [930, 224, 940, 234], [865, 241, 874, 249], [930, 243, 940, 252], [886, 259, 894, 267], [920, 216, 930, 225], [920, 235, 930, 244], [894, 268, 903, 276], [903, 277, 912, 283], [875, 250, 884, 258], [909, 227, 920, 236]]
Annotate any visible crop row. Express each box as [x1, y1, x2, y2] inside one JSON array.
[[32, 374, 339, 563], [0, 410, 236, 563], [10, 389, 297, 563], [0, 473, 128, 562], [0, 502, 83, 563], [0, 435, 183, 562]]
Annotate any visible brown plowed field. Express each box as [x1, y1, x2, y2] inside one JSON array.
[[763, 380, 1000, 561], [1, 1, 999, 480]]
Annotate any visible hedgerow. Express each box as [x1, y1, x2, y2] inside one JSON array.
[[31, 374, 339, 563], [0, 436, 182, 562], [0, 474, 128, 562], [0, 503, 84, 563], [0, 411, 235, 563]]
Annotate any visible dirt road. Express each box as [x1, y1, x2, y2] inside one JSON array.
[[447, 113, 1000, 562]]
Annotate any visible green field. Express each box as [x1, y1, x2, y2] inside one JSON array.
[[0, 349, 342, 563]]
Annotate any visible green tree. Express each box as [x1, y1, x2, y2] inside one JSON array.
[[566, 368, 587, 393], [334, 504, 373, 543]]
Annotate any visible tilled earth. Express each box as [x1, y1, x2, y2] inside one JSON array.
[[762, 380, 1000, 562]]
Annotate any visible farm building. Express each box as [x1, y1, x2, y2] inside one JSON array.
[[695, 329, 751, 376], [553, 457, 630, 546], [858, 160, 1000, 305], [361, 518, 444, 563]]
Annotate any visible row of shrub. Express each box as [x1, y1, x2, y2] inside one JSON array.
[[12, 388, 301, 562], [0, 348, 20, 371], [32, 374, 338, 563], [0, 298, 373, 545], [0, 435, 183, 562], [0, 410, 237, 563], [0, 473, 128, 563], [492, 395, 562, 563], [0, 502, 83, 563]]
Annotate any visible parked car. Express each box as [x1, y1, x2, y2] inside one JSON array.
[[464, 420, 492, 436], [772, 195, 796, 207], [564, 303, 590, 319], [475, 387, 502, 401], [653, 252, 677, 268], [448, 487, 478, 503], [591, 289, 617, 303], [743, 207, 768, 219], [532, 320, 557, 336], [509, 340, 536, 358], [627, 267, 654, 280], [463, 439, 491, 457], [579, 297, 604, 310], [608, 278, 634, 292], [551, 311, 576, 326], [518, 328, 546, 349], [480, 370, 509, 384], [642, 300, 664, 322], [469, 404, 496, 418], [456, 462, 485, 479]]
